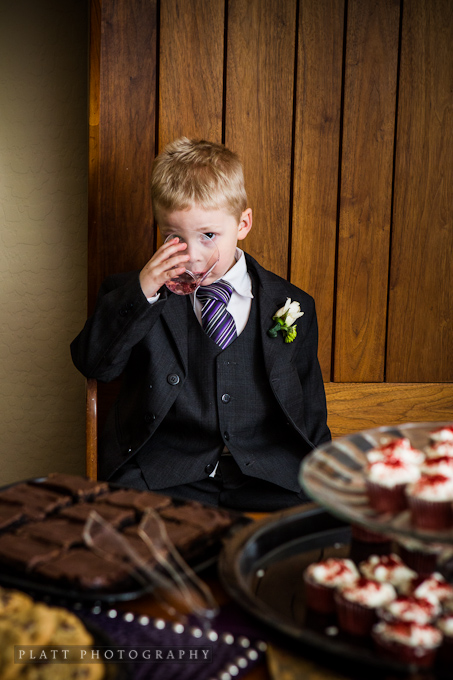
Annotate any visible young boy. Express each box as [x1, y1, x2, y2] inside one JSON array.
[[71, 137, 330, 511]]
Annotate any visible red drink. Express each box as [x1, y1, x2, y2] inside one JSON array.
[[166, 271, 207, 295]]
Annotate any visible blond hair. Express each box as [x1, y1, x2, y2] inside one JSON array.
[[151, 137, 247, 222]]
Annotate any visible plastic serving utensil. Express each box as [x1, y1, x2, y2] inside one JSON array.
[[83, 510, 218, 630]]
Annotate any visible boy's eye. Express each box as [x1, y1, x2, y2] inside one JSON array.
[[204, 232, 215, 240]]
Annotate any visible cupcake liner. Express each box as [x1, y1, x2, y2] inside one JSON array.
[[372, 630, 439, 668], [303, 572, 336, 614], [366, 480, 408, 513], [334, 590, 376, 636], [407, 497, 453, 530], [398, 545, 439, 577]]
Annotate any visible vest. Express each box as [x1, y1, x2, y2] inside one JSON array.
[[136, 292, 304, 492]]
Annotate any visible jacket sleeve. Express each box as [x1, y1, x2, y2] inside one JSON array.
[[70, 271, 167, 382], [295, 297, 331, 449]]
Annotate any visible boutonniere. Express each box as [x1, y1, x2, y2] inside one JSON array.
[[268, 298, 304, 343]]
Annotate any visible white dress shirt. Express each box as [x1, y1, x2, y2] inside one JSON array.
[[191, 248, 253, 335]]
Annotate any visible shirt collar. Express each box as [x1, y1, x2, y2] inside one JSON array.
[[218, 248, 254, 299]]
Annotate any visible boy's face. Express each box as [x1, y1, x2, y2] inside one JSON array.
[[158, 204, 252, 285]]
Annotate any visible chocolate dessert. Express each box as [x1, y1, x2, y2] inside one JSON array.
[[35, 548, 131, 590], [0, 484, 72, 520], [160, 500, 233, 531], [17, 517, 86, 548], [32, 472, 109, 500], [0, 474, 240, 595], [96, 488, 171, 512], [58, 501, 135, 527], [0, 533, 62, 570], [0, 502, 25, 530]]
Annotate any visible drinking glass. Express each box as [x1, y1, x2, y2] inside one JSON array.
[[164, 233, 219, 295]]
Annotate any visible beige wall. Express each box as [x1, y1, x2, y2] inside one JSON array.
[[0, 0, 88, 485]]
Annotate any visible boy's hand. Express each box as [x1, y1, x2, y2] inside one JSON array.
[[139, 238, 189, 298]]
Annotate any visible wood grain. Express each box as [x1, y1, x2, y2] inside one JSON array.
[[386, 0, 453, 382], [290, 0, 345, 380], [86, 378, 97, 480], [158, 0, 224, 150], [87, 0, 101, 313], [325, 382, 453, 439], [89, 0, 158, 312], [334, 0, 400, 381], [225, 0, 297, 278]]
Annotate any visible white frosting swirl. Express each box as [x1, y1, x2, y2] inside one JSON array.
[[305, 558, 359, 587], [373, 621, 442, 648], [339, 579, 396, 608], [359, 554, 416, 588], [366, 459, 420, 488], [406, 474, 453, 501]]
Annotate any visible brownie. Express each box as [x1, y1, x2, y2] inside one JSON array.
[[35, 548, 131, 590], [0, 501, 25, 530], [96, 488, 171, 512], [58, 502, 135, 527], [17, 517, 85, 548], [0, 484, 72, 520], [160, 501, 233, 531], [121, 526, 163, 565], [32, 473, 109, 500], [0, 532, 62, 570]]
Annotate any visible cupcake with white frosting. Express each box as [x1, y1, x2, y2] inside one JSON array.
[[359, 553, 417, 591], [406, 474, 453, 530], [377, 595, 441, 626], [365, 458, 420, 513], [372, 620, 442, 667], [366, 438, 425, 466], [303, 557, 359, 613], [334, 577, 396, 636]]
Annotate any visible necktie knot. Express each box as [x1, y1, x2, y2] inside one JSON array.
[[197, 280, 234, 304], [197, 280, 237, 349]]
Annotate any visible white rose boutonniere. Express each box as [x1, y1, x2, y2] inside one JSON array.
[[268, 298, 304, 343]]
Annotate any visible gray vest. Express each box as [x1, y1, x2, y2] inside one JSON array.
[[137, 294, 305, 492]]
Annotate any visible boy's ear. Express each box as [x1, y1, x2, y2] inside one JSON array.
[[237, 208, 252, 241]]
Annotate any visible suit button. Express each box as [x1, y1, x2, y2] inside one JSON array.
[[224, 431, 230, 441], [167, 374, 180, 385], [221, 393, 231, 403], [205, 463, 215, 474], [119, 308, 128, 316], [144, 413, 155, 423]]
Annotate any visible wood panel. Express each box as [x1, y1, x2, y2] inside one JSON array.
[[88, 0, 158, 313], [386, 0, 453, 382], [290, 0, 345, 380], [158, 0, 225, 150], [334, 0, 400, 381], [325, 382, 453, 439], [225, 0, 297, 279]]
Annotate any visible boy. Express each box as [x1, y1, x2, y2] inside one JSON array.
[[71, 138, 330, 511]]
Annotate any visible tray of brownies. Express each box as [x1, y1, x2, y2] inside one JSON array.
[[219, 423, 453, 676], [0, 473, 248, 602]]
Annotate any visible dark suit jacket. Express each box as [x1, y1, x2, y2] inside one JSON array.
[[71, 253, 330, 489]]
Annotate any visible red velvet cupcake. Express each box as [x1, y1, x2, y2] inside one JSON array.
[[406, 474, 453, 530], [372, 621, 442, 668], [334, 577, 396, 636], [303, 557, 359, 614], [365, 458, 420, 513], [359, 553, 417, 591], [377, 595, 441, 625]]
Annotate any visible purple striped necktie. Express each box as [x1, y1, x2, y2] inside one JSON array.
[[197, 280, 237, 349]]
